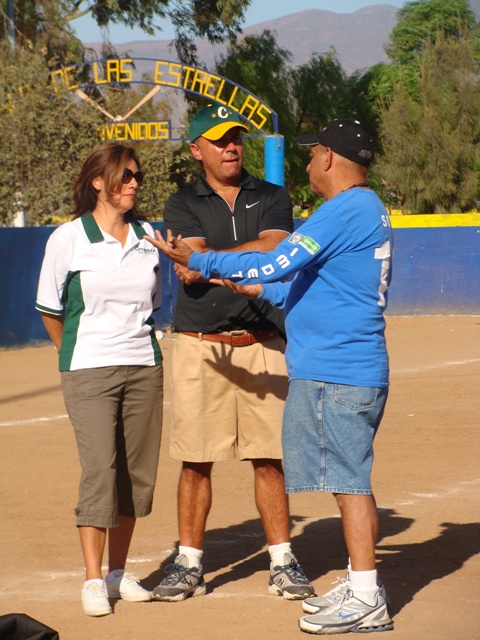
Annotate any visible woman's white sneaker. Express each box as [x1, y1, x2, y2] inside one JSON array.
[[81, 580, 112, 617], [105, 569, 152, 602]]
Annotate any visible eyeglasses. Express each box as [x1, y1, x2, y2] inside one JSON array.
[[121, 168, 144, 185]]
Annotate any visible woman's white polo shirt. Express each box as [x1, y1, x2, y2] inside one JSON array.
[[36, 212, 162, 371]]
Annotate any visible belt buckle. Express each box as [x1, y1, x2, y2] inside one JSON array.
[[226, 330, 245, 346]]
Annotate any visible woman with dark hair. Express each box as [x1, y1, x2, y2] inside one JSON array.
[[36, 143, 163, 617]]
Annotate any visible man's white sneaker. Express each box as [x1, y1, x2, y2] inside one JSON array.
[[81, 581, 112, 617], [105, 569, 152, 602], [302, 575, 350, 613], [299, 588, 393, 635]]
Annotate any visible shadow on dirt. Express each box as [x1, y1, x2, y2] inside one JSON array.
[[145, 511, 479, 617]]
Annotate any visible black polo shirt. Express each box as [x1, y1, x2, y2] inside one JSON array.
[[164, 169, 293, 333]]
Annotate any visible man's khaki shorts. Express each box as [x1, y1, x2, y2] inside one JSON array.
[[169, 333, 289, 462]]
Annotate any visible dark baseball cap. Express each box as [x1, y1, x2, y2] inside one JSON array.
[[296, 119, 374, 167], [189, 104, 249, 142]]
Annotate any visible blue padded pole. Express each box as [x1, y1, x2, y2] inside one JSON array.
[[264, 135, 285, 186]]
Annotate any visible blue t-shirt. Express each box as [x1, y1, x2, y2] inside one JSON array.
[[189, 188, 394, 387]]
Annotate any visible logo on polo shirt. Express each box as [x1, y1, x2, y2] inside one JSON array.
[[135, 246, 157, 254]]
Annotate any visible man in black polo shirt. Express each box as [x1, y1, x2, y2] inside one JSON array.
[[152, 105, 314, 602]]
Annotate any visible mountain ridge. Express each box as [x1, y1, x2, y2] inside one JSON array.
[[84, 2, 480, 75], [84, 6, 400, 75]]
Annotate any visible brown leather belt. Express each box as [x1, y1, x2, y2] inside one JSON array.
[[179, 330, 278, 346]]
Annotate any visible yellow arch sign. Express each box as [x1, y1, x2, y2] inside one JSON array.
[[50, 57, 278, 136]]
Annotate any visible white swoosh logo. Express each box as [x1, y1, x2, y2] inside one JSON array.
[[246, 201, 260, 209]]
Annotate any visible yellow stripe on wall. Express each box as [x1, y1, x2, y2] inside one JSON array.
[[390, 213, 480, 228]]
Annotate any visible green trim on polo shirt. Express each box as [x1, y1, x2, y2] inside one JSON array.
[[146, 316, 163, 365], [59, 271, 85, 371], [81, 211, 104, 243], [81, 211, 145, 243], [127, 214, 147, 239], [36, 303, 63, 316]]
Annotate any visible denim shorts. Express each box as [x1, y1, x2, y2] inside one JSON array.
[[282, 380, 388, 495]]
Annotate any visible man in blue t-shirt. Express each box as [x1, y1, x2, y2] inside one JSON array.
[[148, 119, 395, 635]]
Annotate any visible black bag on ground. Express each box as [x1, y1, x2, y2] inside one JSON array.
[[0, 614, 59, 640]]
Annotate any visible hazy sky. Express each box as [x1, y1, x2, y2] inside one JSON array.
[[73, 0, 408, 43]]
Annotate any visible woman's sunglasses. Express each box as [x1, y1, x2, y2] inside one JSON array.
[[121, 168, 145, 186]]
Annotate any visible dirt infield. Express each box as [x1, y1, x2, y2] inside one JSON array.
[[0, 316, 479, 640]]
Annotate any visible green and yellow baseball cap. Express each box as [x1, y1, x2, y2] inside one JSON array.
[[189, 105, 248, 142]]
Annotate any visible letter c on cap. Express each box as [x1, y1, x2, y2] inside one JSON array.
[[218, 106, 229, 119]]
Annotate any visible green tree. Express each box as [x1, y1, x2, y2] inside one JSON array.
[[0, 44, 101, 224], [385, 0, 476, 66], [214, 34, 381, 211], [216, 31, 293, 133], [377, 32, 480, 213], [377, 0, 479, 100], [0, 44, 182, 224], [292, 50, 351, 133], [0, 0, 85, 67], [289, 50, 381, 208], [0, 0, 252, 65], [216, 30, 293, 133]]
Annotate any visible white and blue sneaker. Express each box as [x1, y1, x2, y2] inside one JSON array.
[[302, 574, 389, 614], [299, 588, 393, 635]]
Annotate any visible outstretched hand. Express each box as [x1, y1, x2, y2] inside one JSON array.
[[221, 280, 263, 298], [145, 229, 193, 266]]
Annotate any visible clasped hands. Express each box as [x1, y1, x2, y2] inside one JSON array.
[[145, 229, 192, 266], [145, 228, 262, 298], [145, 229, 210, 285]]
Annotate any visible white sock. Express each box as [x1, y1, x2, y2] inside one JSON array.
[[268, 542, 292, 568], [349, 569, 379, 605], [178, 545, 203, 568], [84, 578, 104, 588]]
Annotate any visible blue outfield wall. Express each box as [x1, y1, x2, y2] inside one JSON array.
[[0, 218, 479, 347], [386, 226, 479, 315]]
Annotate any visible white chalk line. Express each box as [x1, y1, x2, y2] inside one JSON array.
[[0, 401, 171, 428], [0, 414, 69, 427], [392, 357, 480, 374], [394, 478, 480, 506]]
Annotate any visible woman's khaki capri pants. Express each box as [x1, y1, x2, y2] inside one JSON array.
[[62, 364, 163, 528], [169, 333, 288, 462]]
